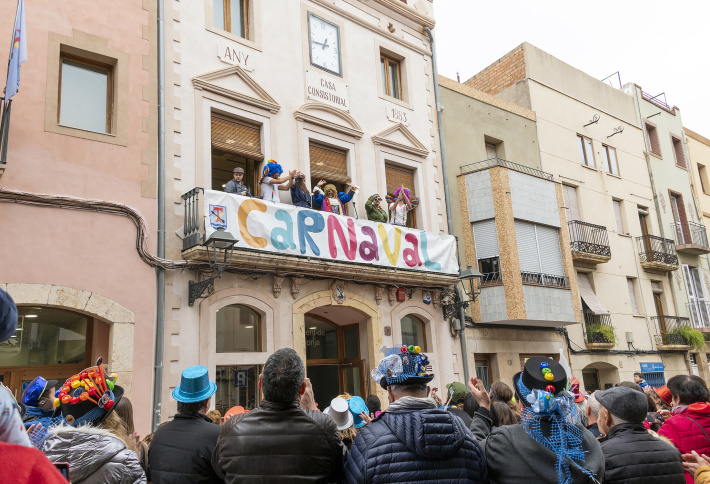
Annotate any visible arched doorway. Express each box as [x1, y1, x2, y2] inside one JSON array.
[[305, 305, 366, 409], [582, 361, 620, 392]]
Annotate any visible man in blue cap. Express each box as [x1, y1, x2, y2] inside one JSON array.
[[342, 345, 488, 483], [148, 365, 223, 484], [21, 376, 58, 430]]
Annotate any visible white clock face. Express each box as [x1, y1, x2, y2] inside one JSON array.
[[308, 14, 341, 76]]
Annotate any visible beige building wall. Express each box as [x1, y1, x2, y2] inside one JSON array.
[[466, 43, 690, 389], [159, 0, 461, 418], [0, 0, 157, 433]]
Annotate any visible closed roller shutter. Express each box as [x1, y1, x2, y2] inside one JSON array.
[[310, 143, 349, 183], [515, 220, 541, 273], [211, 115, 264, 161], [627, 279, 640, 314], [473, 219, 499, 260], [613, 200, 624, 233], [385, 163, 416, 197], [536, 225, 564, 276]]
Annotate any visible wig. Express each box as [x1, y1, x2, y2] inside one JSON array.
[[261, 160, 283, 179]]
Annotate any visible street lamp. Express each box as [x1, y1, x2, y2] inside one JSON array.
[[459, 265, 484, 302], [188, 228, 238, 306]]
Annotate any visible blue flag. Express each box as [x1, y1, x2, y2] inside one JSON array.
[[5, 0, 27, 102]]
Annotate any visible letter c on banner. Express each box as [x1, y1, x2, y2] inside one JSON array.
[[238, 199, 268, 248]]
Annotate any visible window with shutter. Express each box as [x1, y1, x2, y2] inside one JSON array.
[[385, 163, 417, 229], [309, 143, 349, 184], [485, 143, 497, 160], [645, 122, 662, 157], [613, 200, 625, 233], [473, 220, 499, 260], [211, 115, 263, 160], [515, 221, 541, 274], [671, 135, 686, 168], [627, 278, 640, 314], [563, 185, 581, 222], [536, 225, 564, 276], [577, 273, 609, 315]]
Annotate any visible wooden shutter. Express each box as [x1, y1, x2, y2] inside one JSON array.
[[211, 115, 263, 160], [672, 136, 687, 168], [310, 143, 349, 183], [563, 185, 580, 221], [536, 225, 564, 276], [613, 200, 624, 233], [515, 220, 541, 273], [646, 123, 661, 156], [473, 220, 499, 260], [385, 164, 416, 197]]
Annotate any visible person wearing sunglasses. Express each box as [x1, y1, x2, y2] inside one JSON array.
[[366, 194, 388, 223]]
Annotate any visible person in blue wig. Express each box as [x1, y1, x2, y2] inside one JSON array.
[[21, 376, 58, 431], [260, 159, 297, 203], [468, 356, 604, 484]]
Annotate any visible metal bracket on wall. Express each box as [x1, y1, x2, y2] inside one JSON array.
[[607, 126, 624, 138], [188, 277, 215, 306], [583, 114, 600, 127]]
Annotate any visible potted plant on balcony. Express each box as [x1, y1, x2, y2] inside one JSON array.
[[666, 326, 706, 350], [585, 324, 617, 350]]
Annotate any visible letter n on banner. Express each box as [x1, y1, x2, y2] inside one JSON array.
[[328, 215, 356, 260]]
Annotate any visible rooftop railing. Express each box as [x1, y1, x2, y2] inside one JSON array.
[[636, 234, 678, 266], [460, 157, 553, 181], [568, 220, 611, 259], [642, 91, 671, 111]]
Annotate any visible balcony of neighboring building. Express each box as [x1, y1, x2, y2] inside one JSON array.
[[568, 220, 611, 266], [583, 310, 616, 350], [671, 221, 710, 255], [652, 315, 692, 350], [179, 188, 459, 288], [636, 235, 679, 273]]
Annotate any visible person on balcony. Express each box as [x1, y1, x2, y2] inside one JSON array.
[[365, 194, 388, 223], [387, 186, 418, 227], [260, 160, 296, 203], [290, 172, 312, 209], [312, 180, 357, 216], [224, 167, 252, 197]]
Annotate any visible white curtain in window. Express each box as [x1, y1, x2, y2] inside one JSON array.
[[627, 279, 639, 314], [613, 200, 624, 233]]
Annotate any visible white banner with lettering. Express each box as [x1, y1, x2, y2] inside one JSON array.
[[203, 190, 458, 275]]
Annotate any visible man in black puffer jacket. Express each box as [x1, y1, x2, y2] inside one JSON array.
[[342, 345, 488, 483], [212, 348, 346, 483], [597, 386, 684, 484]]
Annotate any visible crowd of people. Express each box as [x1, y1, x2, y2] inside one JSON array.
[[6, 285, 710, 483], [223, 159, 418, 227]]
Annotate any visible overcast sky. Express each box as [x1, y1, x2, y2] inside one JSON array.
[[434, 0, 710, 136]]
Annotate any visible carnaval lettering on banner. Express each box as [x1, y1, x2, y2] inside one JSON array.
[[203, 190, 458, 275], [217, 42, 254, 71], [305, 69, 349, 112], [385, 102, 411, 126]]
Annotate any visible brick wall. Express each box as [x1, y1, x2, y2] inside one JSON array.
[[464, 44, 526, 96]]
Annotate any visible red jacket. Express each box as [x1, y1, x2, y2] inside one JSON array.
[[658, 402, 710, 484], [0, 442, 68, 483]]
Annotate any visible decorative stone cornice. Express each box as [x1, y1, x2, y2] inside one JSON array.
[[367, 0, 435, 29], [372, 123, 429, 158], [192, 65, 281, 114], [294, 102, 364, 139]]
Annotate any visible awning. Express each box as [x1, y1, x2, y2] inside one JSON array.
[[577, 273, 610, 315]]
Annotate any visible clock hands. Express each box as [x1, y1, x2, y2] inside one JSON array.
[[312, 38, 329, 50]]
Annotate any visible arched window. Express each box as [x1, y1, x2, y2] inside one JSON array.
[[216, 305, 261, 353], [400, 314, 426, 351]]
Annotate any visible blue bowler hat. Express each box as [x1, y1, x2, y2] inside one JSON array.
[[172, 365, 217, 403], [348, 396, 368, 429]]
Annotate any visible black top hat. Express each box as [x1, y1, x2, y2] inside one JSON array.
[[513, 356, 568, 406]]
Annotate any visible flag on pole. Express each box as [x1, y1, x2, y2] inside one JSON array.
[[5, 0, 27, 102]]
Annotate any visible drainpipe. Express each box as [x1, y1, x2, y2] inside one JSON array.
[[424, 27, 470, 383], [152, 0, 166, 431]]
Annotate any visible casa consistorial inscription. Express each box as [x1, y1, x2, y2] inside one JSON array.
[[305, 69, 349, 112]]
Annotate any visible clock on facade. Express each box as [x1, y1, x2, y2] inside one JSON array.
[[308, 13, 341, 76]]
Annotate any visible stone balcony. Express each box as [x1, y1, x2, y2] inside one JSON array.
[[568, 220, 611, 266], [636, 235, 679, 273]]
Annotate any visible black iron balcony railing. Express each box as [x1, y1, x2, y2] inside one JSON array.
[[652, 315, 691, 346], [460, 157, 554, 181], [636, 235, 678, 265], [183, 187, 204, 250], [521, 271, 569, 288], [583, 310, 615, 344], [687, 301, 710, 329], [480, 271, 503, 287], [568, 220, 611, 258], [672, 221, 709, 248]]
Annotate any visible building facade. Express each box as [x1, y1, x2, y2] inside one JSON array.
[[0, 0, 157, 432], [160, 0, 461, 418], [439, 77, 574, 387], [463, 43, 692, 390]]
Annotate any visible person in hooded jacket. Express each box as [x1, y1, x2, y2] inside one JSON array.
[[596, 386, 684, 484], [43, 362, 146, 483], [658, 374, 710, 484], [468, 357, 604, 484], [21, 376, 58, 431], [342, 345, 488, 484]]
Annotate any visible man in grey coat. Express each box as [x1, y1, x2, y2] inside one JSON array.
[[224, 167, 252, 197], [468, 357, 604, 484]]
